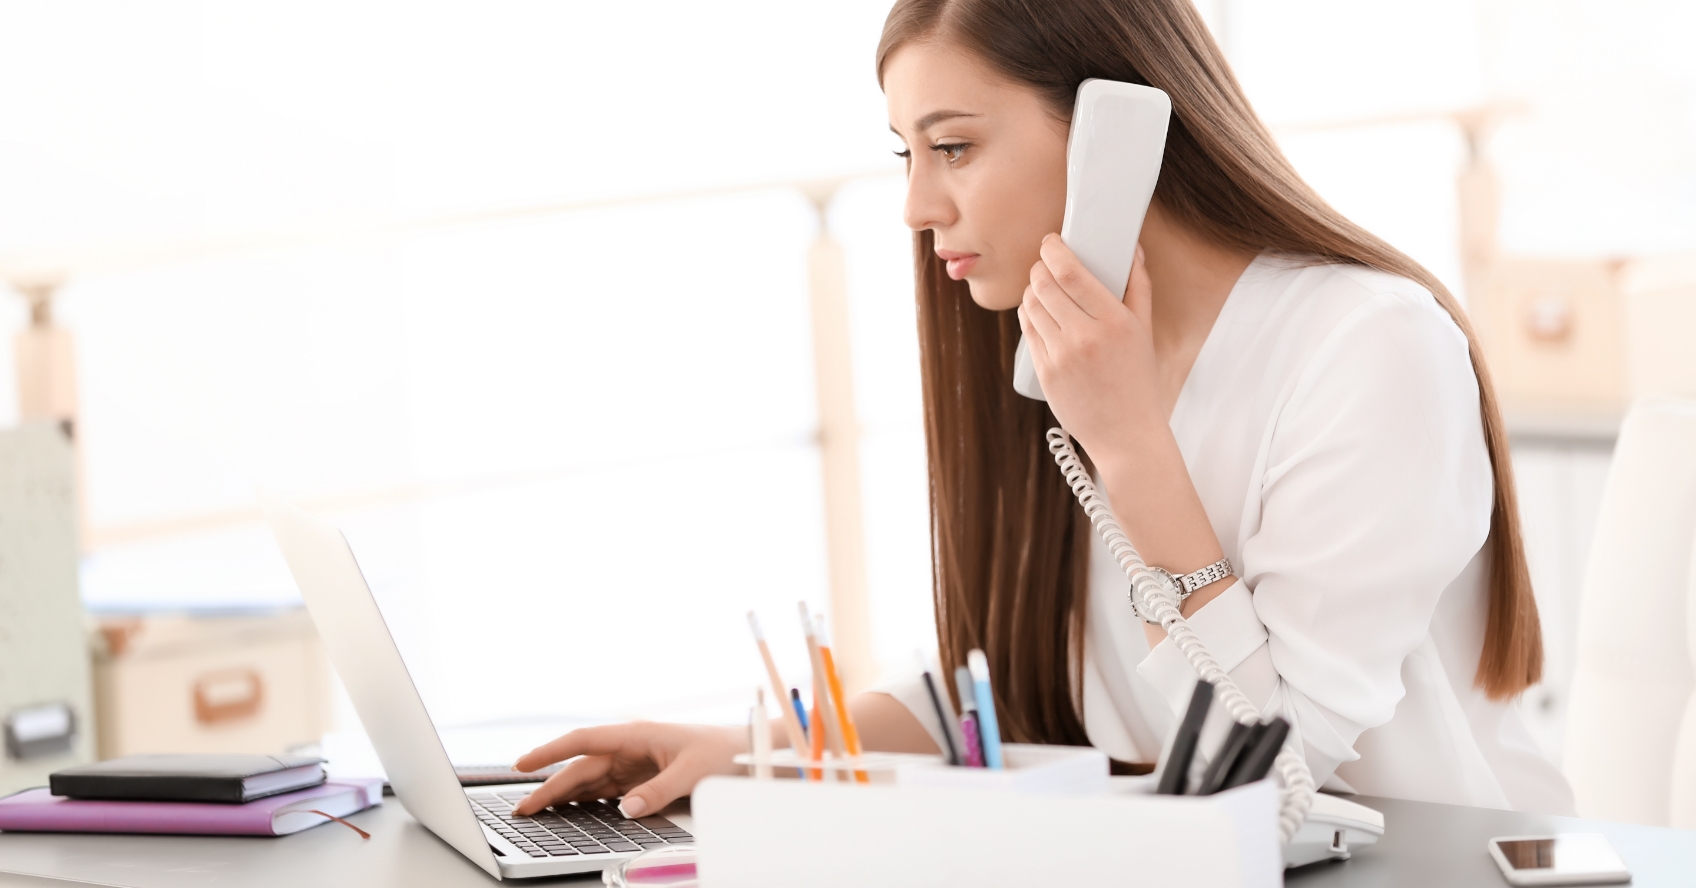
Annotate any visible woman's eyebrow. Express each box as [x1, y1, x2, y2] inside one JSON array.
[[912, 110, 981, 132]]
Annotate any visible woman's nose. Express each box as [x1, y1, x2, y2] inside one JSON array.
[[902, 164, 956, 232]]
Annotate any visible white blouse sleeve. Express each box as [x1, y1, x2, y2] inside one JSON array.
[[1135, 288, 1495, 788]]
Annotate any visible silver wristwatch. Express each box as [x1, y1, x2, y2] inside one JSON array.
[[1135, 557, 1234, 623]]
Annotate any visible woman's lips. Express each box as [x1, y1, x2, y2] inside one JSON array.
[[936, 250, 980, 280]]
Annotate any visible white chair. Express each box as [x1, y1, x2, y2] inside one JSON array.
[[1564, 398, 1696, 827]]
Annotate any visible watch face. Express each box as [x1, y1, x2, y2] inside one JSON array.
[[1133, 567, 1185, 624]]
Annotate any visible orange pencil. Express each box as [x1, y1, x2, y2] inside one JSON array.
[[817, 617, 869, 783], [799, 603, 848, 781], [808, 682, 827, 781]]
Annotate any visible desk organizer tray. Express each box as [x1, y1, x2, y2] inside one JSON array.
[[698, 745, 1279, 887]]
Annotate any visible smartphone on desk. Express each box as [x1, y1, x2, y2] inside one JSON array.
[[1487, 834, 1631, 886]]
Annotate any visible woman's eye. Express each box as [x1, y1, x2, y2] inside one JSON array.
[[932, 142, 969, 162]]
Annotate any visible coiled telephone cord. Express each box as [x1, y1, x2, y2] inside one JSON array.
[[1047, 428, 1317, 843]]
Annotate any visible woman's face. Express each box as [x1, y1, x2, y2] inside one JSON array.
[[884, 41, 1069, 311]]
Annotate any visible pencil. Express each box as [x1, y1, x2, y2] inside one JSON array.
[[955, 666, 984, 768], [808, 683, 827, 781], [967, 649, 1004, 770], [920, 669, 961, 766], [817, 618, 869, 783], [746, 611, 811, 776], [749, 687, 773, 780], [799, 603, 849, 781], [790, 687, 810, 735]]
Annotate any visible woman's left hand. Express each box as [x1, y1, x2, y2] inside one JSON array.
[[1017, 234, 1161, 451]]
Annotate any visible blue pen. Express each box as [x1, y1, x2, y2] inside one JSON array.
[[966, 649, 1004, 770], [789, 687, 810, 736]]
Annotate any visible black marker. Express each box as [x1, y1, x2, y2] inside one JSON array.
[[1197, 720, 1255, 795], [1221, 716, 1290, 791], [1156, 680, 1214, 795], [1220, 721, 1268, 788]]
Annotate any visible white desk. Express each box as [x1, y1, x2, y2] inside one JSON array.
[[1, 794, 1693, 886]]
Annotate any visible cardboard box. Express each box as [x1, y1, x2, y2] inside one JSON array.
[[93, 609, 332, 759]]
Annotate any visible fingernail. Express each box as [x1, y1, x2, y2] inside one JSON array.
[[618, 796, 647, 818]]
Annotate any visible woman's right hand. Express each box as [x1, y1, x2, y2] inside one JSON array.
[[510, 721, 746, 818]]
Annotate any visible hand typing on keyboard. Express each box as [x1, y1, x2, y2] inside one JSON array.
[[510, 696, 938, 819], [510, 722, 747, 818]]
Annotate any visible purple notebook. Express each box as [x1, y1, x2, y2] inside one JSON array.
[[0, 778, 383, 837]]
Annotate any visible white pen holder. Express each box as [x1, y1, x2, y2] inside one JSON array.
[[730, 742, 1105, 793], [694, 751, 1281, 888], [895, 742, 1108, 795], [731, 749, 939, 784]]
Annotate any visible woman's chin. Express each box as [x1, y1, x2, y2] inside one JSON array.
[[964, 279, 1023, 312]]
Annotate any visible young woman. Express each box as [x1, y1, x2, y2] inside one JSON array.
[[512, 0, 1574, 819]]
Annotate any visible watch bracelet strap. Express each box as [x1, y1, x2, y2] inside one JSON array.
[[1133, 557, 1233, 622], [1179, 557, 1234, 594]]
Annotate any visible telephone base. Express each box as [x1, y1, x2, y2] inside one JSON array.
[[1283, 793, 1384, 868]]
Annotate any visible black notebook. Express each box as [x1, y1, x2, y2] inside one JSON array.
[[49, 754, 327, 804]]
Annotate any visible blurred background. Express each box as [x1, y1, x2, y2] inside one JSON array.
[[1, 0, 1693, 821]]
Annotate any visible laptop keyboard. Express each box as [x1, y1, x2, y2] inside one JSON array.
[[469, 792, 694, 858]]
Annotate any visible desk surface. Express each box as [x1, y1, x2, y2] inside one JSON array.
[[1289, 796, 1696, 887], [1, 793, 1692, 887]]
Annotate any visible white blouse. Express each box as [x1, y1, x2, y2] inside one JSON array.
[[881, 254, 1576, 815]]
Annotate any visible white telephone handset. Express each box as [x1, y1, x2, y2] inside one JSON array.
[[1028, 80, 1384, 865], [1012, 79, 1170, 401]]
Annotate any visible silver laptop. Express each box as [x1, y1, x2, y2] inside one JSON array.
[[262, 493, 694, 879]]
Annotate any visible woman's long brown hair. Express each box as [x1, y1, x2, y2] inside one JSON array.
[[878, 0, 1543, 745]]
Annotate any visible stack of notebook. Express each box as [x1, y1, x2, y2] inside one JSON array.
[[0, 754, 382, 837]]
